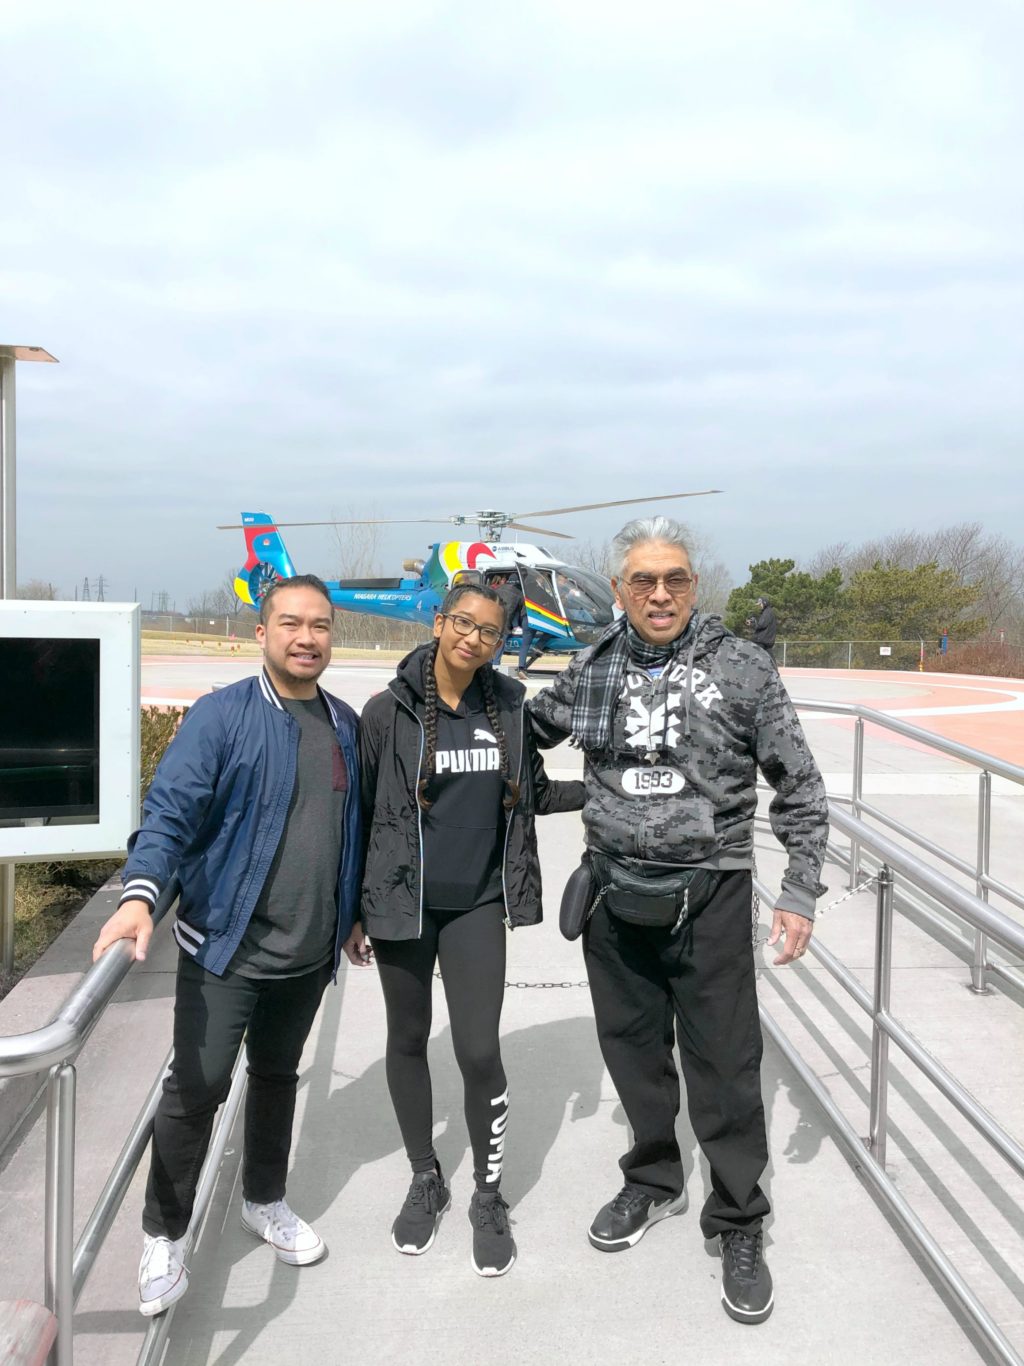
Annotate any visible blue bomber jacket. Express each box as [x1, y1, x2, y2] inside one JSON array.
[[119, 669, 361, 975]]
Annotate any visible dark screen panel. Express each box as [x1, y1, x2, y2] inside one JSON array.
[[0, 639, 100, 823]]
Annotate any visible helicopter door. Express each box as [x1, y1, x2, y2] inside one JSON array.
[[519, 567, 572, 641], [479, 567, 527, 641]]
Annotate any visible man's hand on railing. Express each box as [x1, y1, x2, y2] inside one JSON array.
[[92, 899, 155, 963], [767, 908, 813, 966]]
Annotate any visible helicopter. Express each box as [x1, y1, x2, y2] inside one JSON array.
[[222, 491, 721, 654]]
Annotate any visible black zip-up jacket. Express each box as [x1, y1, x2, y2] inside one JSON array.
[[358, 645, 585, 940], [752, 604, 778, 649]]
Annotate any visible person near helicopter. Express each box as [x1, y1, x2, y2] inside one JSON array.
[[344, 580, 583, 1277]]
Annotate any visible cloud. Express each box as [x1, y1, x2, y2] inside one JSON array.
[[1, 0, 1021, 603]]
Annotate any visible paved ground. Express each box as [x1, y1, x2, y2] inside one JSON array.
[[1, 661, 1022, 1365]]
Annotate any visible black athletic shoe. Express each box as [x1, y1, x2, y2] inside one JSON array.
[[588, 1183, 687, 1252], [469, 1191, 516, 1277], [391, 1168, 451, 1255], [720, 1229, 774, 1324]]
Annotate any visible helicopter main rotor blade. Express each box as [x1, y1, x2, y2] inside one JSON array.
[[513, 490, 723, 520], [504, 522, 575, 540]]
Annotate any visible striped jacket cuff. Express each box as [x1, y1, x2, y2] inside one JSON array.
[[118, 877, 161, 910]]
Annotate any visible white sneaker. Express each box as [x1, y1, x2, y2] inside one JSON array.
[[138, 1234, 188, 1317], [241, 1198, 326, 1266]]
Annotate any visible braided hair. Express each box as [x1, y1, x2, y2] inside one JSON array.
[[416, 583, 522, 813]]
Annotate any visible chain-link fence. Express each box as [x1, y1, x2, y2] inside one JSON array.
[[779, 640, 924, 670]]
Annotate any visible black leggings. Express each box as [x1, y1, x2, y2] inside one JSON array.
[[372, 902, 508, 1191]]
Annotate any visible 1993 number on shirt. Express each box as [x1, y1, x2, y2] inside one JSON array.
[[621, 766, 685, 795]]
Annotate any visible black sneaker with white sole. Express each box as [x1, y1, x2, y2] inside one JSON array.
[[720, 1229, 774, 1324], [469, 1191, 516, 1277], [392, 1167, 451, 1255], [588, 1183, 687, 1252]]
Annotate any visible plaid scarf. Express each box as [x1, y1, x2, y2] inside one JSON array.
[[570, 614, 698, 752]]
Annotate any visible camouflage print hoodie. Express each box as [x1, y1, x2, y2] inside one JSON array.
[[527, 612, 829, 919]]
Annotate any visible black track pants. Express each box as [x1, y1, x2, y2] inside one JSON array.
[[143, 954, 331, 1240], [582, 869, 770, 1238], [373, 902, 509, 1191]]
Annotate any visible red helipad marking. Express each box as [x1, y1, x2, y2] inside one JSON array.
[[786, 669, 1024, 769]]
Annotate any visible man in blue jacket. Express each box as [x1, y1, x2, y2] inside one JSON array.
[[92, 575, 362, 1317]]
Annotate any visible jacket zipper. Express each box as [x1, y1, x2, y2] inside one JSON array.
[[394, 692, 427, 939], [500, 699, 526, 930], [332, 727, 358, 979]]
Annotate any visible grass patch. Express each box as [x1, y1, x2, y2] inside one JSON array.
[[1, 860, 123, 1001]]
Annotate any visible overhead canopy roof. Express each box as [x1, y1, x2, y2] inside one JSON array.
[[0, 346, 58, 362]]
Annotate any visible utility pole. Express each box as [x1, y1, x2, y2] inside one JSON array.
[[0, 344, 59, 975], [96, 574, 107, 602], [81, 576, 91, 601]]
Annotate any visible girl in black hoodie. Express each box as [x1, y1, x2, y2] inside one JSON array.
[[346, 582, 582, 1278]]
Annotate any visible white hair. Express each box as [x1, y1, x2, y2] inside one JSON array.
[[611, 516, 693, 578]]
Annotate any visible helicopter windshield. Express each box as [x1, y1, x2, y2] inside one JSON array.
[[552, 568, 615, 644]]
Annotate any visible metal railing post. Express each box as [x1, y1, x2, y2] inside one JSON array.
[[849, 717, 865, 887], [971, 771, 992, 994], [848, 640, 853, 669], [781, 639, 786, 667], [868, 865, 895, 1168], [1, 862, 13, 976], [44, 1062, 76, 1366]]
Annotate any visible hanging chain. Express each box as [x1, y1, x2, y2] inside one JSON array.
[[814, 874, 878, 918], [432, 972, 589, 988], [752, 854, 877, 947]]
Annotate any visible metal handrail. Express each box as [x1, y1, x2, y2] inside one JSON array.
[[791, 695, 1024, 993], [0, 881, 179, 1079], [827, 806, 1024, 958], [0, 880, 180, 1366], [792, 697, 1024, 787], [757, 810, 1024, 1366]]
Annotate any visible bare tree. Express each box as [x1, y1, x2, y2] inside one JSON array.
[[693, 557, 733, 616], [789, 521, 1024, 645], [803, 542, 850, 579], [17, 580, 59, 599], [566, 537, 616, 578], [332, 504, 384, 579], [825, 522, 1024, 635], [187, 569, 246, 619]]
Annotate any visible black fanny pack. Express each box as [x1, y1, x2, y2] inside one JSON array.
[[590, 852, 723, 930], [559, 852, 723, 940], [559, 854, 603, 941]]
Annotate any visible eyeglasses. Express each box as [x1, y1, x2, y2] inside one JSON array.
[[440, 612, 505, 647], [620, 572, 694, 597]]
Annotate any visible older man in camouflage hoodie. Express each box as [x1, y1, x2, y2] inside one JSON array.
[[529, 516, 828, 1326]]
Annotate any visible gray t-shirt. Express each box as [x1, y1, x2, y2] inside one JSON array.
[[232, 695, 346, 978]]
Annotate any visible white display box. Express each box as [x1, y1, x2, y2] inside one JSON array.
[[0, 602, 140, 861]]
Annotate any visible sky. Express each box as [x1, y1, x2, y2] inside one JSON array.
[[2, 0, 1022, 609]]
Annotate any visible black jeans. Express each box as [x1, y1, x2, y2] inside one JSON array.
[[143, 954, 332, 1239], [582, 869, 770, 1238], [373, 902, 508, 1191]]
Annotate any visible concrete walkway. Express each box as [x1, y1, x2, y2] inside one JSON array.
[[1, 666, 1022, 1366]]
